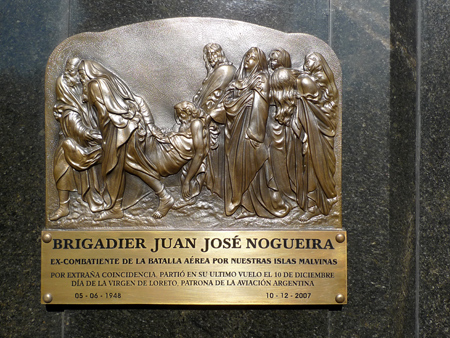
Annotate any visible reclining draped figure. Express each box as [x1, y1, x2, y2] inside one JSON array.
[[51, 59, 211, 221]]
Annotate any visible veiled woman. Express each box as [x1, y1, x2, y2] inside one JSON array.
[[212, 47, 290, 218], [271, 53, 338, 218], [79, 60, 174, 220], [303, 52, 338, 117], [268, 48, 291, 73], [267, 48, 296, 202]]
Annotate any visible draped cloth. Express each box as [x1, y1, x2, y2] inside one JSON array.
[[86, 76, 153, 210], [53, 75, 103, 212], [288, 74, 337, 215], [194, 64, 236, 112], [223, 70, 290, 217], [193, 63, 236, 197], [144, 131, 198, 178], [266, 104, 296, 202]]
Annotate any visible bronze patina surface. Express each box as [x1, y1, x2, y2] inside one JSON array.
[[43, 18, 344, 305], [45, 17, 342, 229]]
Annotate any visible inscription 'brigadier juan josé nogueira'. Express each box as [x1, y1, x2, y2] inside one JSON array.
[[51, 235, 335, 253]]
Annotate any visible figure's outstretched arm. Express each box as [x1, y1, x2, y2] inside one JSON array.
[[182, 119, 206, 199], [147, 123, 170, 143], [134, 95, 155, 125], [208, 102, 227, 124]]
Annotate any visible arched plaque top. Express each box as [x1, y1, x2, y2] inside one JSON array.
[[45, 18, 342, 229]]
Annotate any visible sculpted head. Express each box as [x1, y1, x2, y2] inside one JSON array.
[[303, 52, 322, 73], [268, 48, 292, 71], [77, 60, 134, 105], [66, 57, 81, 72], [204, 43, 225, 68], [303, 52, 338, 105], [243, 47, 268, 74], [174, 101, 203, 124], [203, 43, 232, 78], [77, 60, 121, 85], [270, 68, 301, 125], [77, 60, 88, 84], [64, 57, 81, 86]]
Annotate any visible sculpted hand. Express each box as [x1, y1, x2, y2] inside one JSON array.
[[125, 101, 138, 118], [149, 124, 169, 142], [246, 133, 260, 149], [86, 129, 102, 145], [53, 106, 63, 121], [53, 110, 62, 121], [205, 114, 212, 126], [250, 138, 261, 149], [182, 182, 191, 200], [88, 129, 101, 139], [303, 140, 309, 155]]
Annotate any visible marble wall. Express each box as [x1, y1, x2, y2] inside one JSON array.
[[0, 0, 448, 336]]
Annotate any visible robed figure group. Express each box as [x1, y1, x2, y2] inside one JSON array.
[[50, 43, 338, 222]]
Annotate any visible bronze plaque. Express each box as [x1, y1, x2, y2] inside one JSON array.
[[43, 18, 345, 305], [41, 230, 346, 305]]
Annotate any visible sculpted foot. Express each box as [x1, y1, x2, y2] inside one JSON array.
[[152, 194, 174, 219], [49, 205, 69, 221], [172, 198, 196, 210], [299, 206, 320, 221], [94, 208, 124, 221], [235, 210, 255, 219], [329, 196, 338, 206]]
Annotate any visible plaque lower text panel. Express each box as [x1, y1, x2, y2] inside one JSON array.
[[41, 230, 347, 305]]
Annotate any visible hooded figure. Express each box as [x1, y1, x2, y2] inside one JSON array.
[[214, 47, 290, 218], [271, 52, 338, 218], [50, 57, 103, 221], [79, 60, 173, 220], [267, 48, 296, 203]]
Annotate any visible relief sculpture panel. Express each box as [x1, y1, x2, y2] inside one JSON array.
[[45, 18, 342, 229], [42, 18, 346, 305]]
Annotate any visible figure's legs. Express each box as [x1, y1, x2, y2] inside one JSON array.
[[235, 207, 256, 219], [152, 184, 174, 219], [94, 198, 124, 221], [49, 190, 70, 221], [173, 167, 204, 210], [299, 195, 320, 221], [172, 198, 196, 210], [94, 176, 125, 221], [51, 144, 77, 221], [126, 167, 174, 219]]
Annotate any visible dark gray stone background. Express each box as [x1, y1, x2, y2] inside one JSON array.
[[0, 0, 447, 337]]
